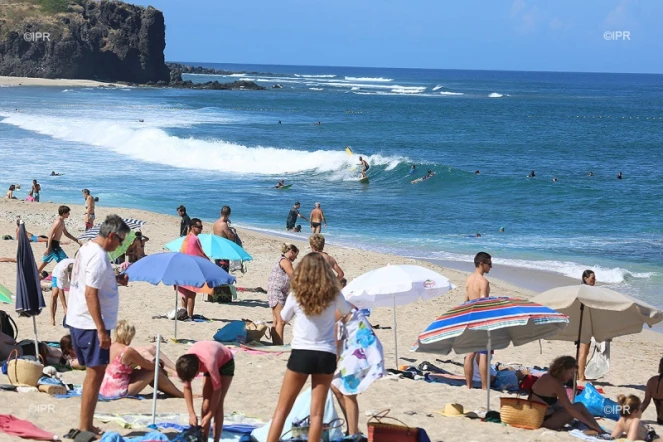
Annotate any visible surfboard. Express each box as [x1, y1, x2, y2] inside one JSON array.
[[411, 178, 423, 184], [359, 176, 369, 184], [276, 184, 293, 190], [346, 146, 358, 172]]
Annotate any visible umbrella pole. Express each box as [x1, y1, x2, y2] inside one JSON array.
[[572, 303, 585, 400], [486, 331, 492, 412], [33, 317, 39, 363], [151, 334, 162, 426], [174, 285, 179, 341], [393, 293, 398, 369]]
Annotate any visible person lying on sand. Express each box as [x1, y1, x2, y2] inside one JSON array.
[[99, 320, 183, 398], [610, 394, 653, 441], [0, 331, 62, 365]]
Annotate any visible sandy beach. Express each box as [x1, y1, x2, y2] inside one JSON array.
[[0, 76, 114, 88], [0, 198, 661, 441]]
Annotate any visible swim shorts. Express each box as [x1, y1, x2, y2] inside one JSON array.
[[203, 358, 235, 378], [69, 327, 110, 367], [51, 277, 58, 289], [42, 244, 67, 264]]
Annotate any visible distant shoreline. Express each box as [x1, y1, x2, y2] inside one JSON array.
[[0, 76, 115, 87]]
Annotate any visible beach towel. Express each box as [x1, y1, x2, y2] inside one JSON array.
[[332, 309, 385, 395], [55, 386, 147, 401], [250, 387, 343, 442], [94, 412, 264, 431], [100, 432, 169, 442], [569, 430, 613, 441], [240, 342, 290, 354], [0, 414, 58, 441]]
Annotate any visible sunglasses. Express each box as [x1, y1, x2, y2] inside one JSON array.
[[483, 262, 493, 267], [193, 225, 203, 230], [115, 233, 126, 245]]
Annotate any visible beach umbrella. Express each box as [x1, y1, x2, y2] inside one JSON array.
[[342, 264, 456, 367], [108, 230, 136, 263], [124, 252, 235, 340], [164, 234, 253, 262], [412, 297, 569, 411], [15, 222, 46, 359], [532, 285, 663, 391], [0, 284, 12, 304], [78, 218, 145, 241]]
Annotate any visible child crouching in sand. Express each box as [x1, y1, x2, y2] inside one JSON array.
[[610, 394, 654, 441], [176, 341, 234, 442]]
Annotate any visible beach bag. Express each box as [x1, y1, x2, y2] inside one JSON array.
[[0, 310, 18, 340], [585, 339, 610, 380], [6, 349, 44, 387], [367, 410, 419, 442], [500, 397, 547, 430], [281, 416, 344, 442], [207, 285, 235, 303], [574, 382, 620, 421], [244, 320, 269, 342], [213, 320, 247, 343]]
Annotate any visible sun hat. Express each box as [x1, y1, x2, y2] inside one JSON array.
[[441, 403, 466, 417]]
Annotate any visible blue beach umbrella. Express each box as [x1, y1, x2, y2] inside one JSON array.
[[412, 297, 568, 411], [15, 222, 46, 359], [164, 234, 252, 262], [125, 252, 235, 340]]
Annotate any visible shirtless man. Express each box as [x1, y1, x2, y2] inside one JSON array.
[[213, 206, 235, 271], [309, 202, 327, 233], [82, 189, 96, 231], [464, 251, 492, 390], [358, 156, 370, 178], [126, 231, 149, 263], [309, 234, 344, 280], [37, 206, 81, 275]]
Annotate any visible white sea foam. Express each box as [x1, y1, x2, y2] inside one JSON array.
[[351, 87, 360, 91], [295, 74, 336, 78], [345, 77, 393, 82], [308, 87, 324, 91], [228, 73, 246, 77], [489, 93, 504, 98], [390, 87, 426, 94], [0, 112, 407, 176], [439, 91, 464, 96], [432, 85, 443, 91]]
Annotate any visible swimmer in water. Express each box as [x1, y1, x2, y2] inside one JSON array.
[[475, 170, 480, 175], [499, 227, 505, 233], [421, 170, 435, 181], [475, 233, 481, 238], [409, 165, 416, 175], [528, 170, 536, 178], [617, 172, 623, 180], [553, 177, 558, 182], [275, 179, 285, 188], [588, 171, 594, 177]]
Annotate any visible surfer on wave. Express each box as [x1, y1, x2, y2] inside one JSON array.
[[275, 179, 286, 189]]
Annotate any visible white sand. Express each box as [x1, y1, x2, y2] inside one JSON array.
[[0, 76, 115, 88], [0, 199, 661, 441]]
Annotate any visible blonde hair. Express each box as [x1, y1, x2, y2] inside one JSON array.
[[309, 234, 325, 252], [617, 394, 641, 417], [114, 320, 136, 345], [290, 252, 340, 316], [281, 243, 299, 254]]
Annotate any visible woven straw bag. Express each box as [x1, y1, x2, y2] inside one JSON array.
[[367, 409, 418, 442], [244, 321, 269, 343], [7, 349, 44, 387], [280, 416, 343, 442], [500, 397, 548, 430]]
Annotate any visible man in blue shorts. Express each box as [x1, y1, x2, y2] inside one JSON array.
[[37, 206, 81, 275], [66, 215, 129, 437]]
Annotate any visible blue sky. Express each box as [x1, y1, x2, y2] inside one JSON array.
[[134, 0, 663, 73]]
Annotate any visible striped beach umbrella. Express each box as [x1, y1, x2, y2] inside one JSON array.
[[78, 218, 146, 240], [412, 297, 568, 411]]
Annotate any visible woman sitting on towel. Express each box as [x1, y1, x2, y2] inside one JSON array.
[[529, 356, 604, 433], [642, 356, 663, 425], [267, 253, 352, 442], [99, 320, 183, 398], [611, 394, 653, 441]]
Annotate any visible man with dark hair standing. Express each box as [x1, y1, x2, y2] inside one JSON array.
[[464, 251, 492, 390], [37, 205, 81, 275], [66, 215, 129, 437], [177, 205, 191, 237], [213, 206, 235, 272], [286, 202, 307, 231]]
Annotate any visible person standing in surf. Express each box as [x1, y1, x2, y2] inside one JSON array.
[[286, 202, 307, 231], [309, 202, 327, 233], [358, 156, 370, 178]]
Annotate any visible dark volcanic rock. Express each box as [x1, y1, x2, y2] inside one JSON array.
[[169, 79, 265, 91], [0, 0, 170, 83], [166, 62, 274, 77]]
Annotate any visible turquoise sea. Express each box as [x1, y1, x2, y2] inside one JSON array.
[[1, 64, 662, 306]]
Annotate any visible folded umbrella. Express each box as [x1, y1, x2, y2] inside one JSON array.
[[0, 414, 57, 441]]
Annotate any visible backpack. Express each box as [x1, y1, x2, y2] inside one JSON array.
[[0, 310, 18, 340]]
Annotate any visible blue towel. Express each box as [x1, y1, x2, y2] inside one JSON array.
[[54, 388, 146, 401], [38, 376, 65, 386], [100, 432, 169, 442]]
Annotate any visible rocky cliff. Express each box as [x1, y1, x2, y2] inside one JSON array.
[[0, 0, 170, 83]]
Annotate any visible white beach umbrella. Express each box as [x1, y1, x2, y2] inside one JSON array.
[[342, 265, 456, 367]]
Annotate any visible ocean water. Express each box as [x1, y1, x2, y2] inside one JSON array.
[[1, 64, 662, 306]]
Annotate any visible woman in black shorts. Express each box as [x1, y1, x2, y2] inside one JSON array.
[[266, 253, 352, 442]]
